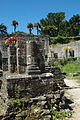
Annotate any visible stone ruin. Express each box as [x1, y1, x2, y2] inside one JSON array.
[[0, 37, 66, 120]]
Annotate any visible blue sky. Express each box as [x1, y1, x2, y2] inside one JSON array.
[[0, 0, 80, 34]]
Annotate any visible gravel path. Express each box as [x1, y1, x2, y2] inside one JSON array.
[[64, 79, 80, 120]]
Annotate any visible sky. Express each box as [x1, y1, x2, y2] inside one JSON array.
[[0, 0, 80, 34]]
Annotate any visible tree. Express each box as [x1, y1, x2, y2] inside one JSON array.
[[68, 14, 80, 36], [66, 24, 79, 36], [42, 25, 57, 36], [69, 14, 80, 25], [34, 22, 41, 35], [59, 20, 69, 36], [26, 23, 33, 34], [0, 24, 7, 34], [47, 12, 65, 32], [40, 12, 65, 36], [40, 18, 49, 27], [11, 20, 18, 32]]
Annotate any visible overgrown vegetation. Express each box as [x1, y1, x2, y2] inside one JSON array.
[[48, 57, 80, 85], [50, 36, 80, 45], [48, 57, 80, 74], [8, 85, 72, 120], [47, 57, 68, 71], [50, 106, 72, 120], [9, 86, 22, 114]]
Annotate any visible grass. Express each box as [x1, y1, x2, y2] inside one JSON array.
[[56, 58, 80, 83], [64, 59, 80, 83], [63, 60, 80, 73]]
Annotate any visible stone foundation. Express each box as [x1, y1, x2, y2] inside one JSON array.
[[0, 67, 66, 119]]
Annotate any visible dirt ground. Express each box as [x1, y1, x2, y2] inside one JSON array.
[[64, 79, 80, 120]]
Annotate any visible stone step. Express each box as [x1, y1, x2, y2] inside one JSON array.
[[28, 67, 40, 70], [27, 70, 41, 75]]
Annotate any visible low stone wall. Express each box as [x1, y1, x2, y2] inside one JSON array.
[[6, 75, 56, 98], [1, 67, 65, 98], [45, 67, 65, 87], [0, 67, 66, 120]]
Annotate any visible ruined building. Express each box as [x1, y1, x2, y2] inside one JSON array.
[[0, 35, 66, 120], [48, 40, 80, 59]]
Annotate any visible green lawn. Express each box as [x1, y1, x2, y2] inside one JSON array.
[[63, 60, 80, 73], [62, 59, 80, 83]]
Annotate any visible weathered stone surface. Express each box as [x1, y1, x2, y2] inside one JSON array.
[[46, 94, 54, 99], [0, 35, 66, 120], [49, 39, 80, 58], [31, 96, 46, 101], [59, 101, 65, 109], [1, 34, 49, 72], [16, 110, 28, 117], [43, 115, 51, 119], [42, 109, 50, 115], [37, 101, 47, 106]]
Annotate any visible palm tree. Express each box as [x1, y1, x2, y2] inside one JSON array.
[[26, 23, 33, 34], [0, 24, 7, 34], [34, 22, 41, 35], [11, 20, 18, 32]]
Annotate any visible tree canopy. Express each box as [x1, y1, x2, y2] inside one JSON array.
[[0, 24, 7, 34], [26, 23, 33, 34], [41, 25, 57, 36], [40, 12, 65, 36], [39, 12, 80, 37], [34, 22, 41, 35]]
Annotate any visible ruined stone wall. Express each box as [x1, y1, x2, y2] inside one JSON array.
[[36, 41, 45, 72], [1, 39, 45, 74], [3, 73, 57, 98], [49, 40, 80, 58], [5, 67, 64, 98], [8, 44, 16, 73], [16, 40, 26, 74], [45, 66, 65, 87], [15, 34, 50, 58], [1, 42, 8, 71], [0, 34, 49, 57], [0, 66, 65, 118], [0, 37, 66, 119], [1, 34, 49, 71], [26, 41, 41, 75]]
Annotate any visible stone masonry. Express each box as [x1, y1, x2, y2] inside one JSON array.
[[0, 36, 66, 120], [48, 40, 80, 59], [1, 34, 49, 71]]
